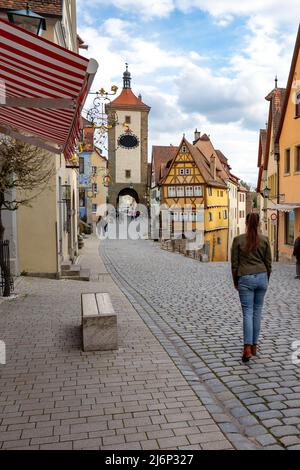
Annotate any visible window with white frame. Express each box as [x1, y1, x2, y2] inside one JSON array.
[[168, 186, 176, 197], [185, 168, 191, 175], [179, 168, 185, 175], [185, 186, 193, 197], [176, 186, 185, 197], [194, 186, 203, 196], [92, 204, 97, 213], [92, 183, 98, 194], [181, 146, 187, 153], [208, 187, 212, 196]]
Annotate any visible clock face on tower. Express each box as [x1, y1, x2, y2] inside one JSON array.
[[118, 129, 140, 149]]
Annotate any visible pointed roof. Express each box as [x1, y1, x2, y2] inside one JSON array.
[[256, 129, 267, 192], [160, 137, 227, 188], [185, 140, 227, 188], [108, 88, 150, 110], [275, 24, 300, 143], [257, 129, 267, 167], [107, 65, 150, 111], [263, 87, 286, 170], [151, 145, 178, 186], [216, 149, 232, 177], [193, 134, 229, 181]]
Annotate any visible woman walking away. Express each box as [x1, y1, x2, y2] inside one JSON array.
[[231, 213, 272, 363]]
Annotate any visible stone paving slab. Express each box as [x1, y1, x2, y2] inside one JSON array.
[[0, 236, 235, 450], [101, 238, 300, 450]]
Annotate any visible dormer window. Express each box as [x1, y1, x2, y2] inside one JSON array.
[[296, 90, 300, 118]]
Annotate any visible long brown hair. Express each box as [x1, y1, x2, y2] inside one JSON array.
[[245, 213, 260, 252]]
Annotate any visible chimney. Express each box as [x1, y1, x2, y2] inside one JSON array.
[[138, 93, 142, 100], [193, 128, 201, 143], [210, 154, 216, 180]]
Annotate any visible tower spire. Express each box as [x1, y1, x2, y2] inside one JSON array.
[[275, 75, 278, 88], [123, 63, 131, 89]]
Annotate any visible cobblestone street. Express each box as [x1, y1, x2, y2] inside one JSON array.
[[101, 238, 300, 449], [1, 236, 300, 450], [0, 237, 235, 451]]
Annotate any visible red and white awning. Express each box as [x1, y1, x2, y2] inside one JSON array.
[[0, 19, 98, 159]]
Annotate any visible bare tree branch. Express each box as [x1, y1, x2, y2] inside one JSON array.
[[0, 130, 56, 241]]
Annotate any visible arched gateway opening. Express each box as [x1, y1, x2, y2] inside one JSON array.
[[117, 187, 139, 217]]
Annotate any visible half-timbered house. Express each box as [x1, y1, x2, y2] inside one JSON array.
[[156, 136, 229, 261]]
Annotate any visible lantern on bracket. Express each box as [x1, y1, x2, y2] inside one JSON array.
[[7, 3, 47, 36]]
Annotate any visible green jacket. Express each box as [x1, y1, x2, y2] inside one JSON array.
[[231, 233, 272, 287]]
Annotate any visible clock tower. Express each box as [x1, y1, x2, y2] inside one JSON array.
[[106, 65, 151, 208]]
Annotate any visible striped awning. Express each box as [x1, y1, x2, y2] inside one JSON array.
[[0, 19, 98, 159]]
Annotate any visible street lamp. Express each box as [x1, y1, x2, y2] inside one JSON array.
[[262, 186, 271, 199], [7, 3, 46, 36]]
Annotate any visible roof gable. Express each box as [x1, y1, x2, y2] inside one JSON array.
[[108, 88, 150, 110], [263, 87, 286, 171], [160, 136, 227, 188], [193, 134, 229, 182]]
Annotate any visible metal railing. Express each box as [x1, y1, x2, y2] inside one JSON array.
[[0, 240, 14, 297]]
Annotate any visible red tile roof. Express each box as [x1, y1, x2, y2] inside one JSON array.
[[194, 134, 229, 182], [151, 145, 178, 185], [108, 88, 150, 111], [185, 140, 228, 188], [0, 0, 63, 17], [256, 129, 267, 192]]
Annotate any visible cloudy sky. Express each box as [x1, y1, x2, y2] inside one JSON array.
[[77, 0, 299, 185]]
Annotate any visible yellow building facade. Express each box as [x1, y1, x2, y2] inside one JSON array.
[[275, 26, 300, 262], [161, 138, 229, 261]]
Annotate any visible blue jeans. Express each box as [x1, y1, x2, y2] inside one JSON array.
[[238, 272, 268, 345]]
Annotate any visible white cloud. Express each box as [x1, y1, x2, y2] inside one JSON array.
[[175, 0, 299, 27], [77, 3, 299, 183], [176, 14, 296, 131], [78, 0, 300, 26], [77, 0, 174, 20]]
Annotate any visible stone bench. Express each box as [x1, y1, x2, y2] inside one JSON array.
[[81, 293, 118, 352]]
